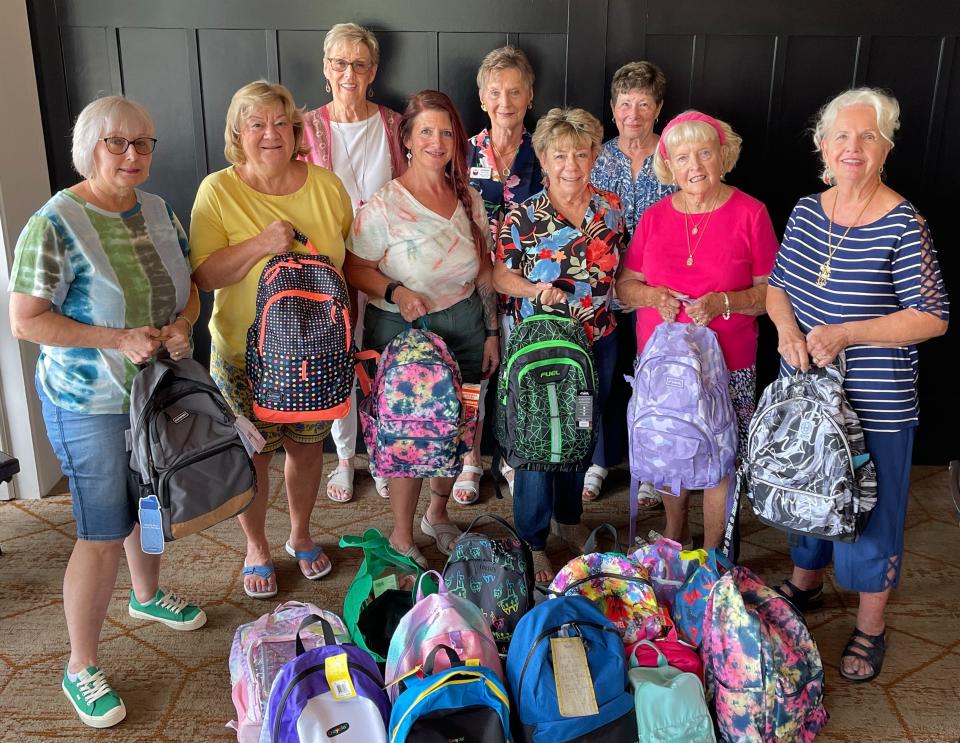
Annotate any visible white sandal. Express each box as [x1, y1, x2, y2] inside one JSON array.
[[581, 465, 608, 502], [325, 464, 354, 503], [451, 464, 482, 505], [636, 481, 663, 510], [499, 459, 515, 496], [373, 475, 389, 499]]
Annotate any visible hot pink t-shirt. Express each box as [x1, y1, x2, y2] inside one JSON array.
[[624, 188, 779, 371]]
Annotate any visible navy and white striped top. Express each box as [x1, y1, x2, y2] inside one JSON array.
[[769, 195, 950, 432]]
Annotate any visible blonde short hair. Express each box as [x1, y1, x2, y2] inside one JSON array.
[[323, 22, 380, 65], [813, 87, 899, 184], [72, 96, 155, 179], [223, 80, 308, 166], [653, 113, 742, 184], [531, 107, 603, 159], [476, 45, 535, 93]]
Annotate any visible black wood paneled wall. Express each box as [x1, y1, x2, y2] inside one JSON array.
[[27, 0, 959, 462]]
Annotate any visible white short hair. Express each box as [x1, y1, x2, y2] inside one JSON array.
[[71, 96, 155, 179], [813, 88, 900, 184]]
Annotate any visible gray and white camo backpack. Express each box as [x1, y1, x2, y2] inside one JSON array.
[[742, 359, 877, 542]]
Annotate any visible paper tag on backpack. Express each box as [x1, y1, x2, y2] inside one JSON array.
[[372, 573, 398, 598], [234, 415, 266, 456], [325, 653, 356, 700], [575, 392, 593, 429], [550, 637, 598, 717]]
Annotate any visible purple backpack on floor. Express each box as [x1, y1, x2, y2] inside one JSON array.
[[261, 614, 391, 743], [702, 567, 828, 742], [626, 321, 737, 543]]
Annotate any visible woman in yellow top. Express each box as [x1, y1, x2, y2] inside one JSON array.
[[190, 81, 352, 599]]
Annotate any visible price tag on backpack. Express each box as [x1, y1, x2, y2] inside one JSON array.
[[575, 392, 593, 429], [550, 637, 598, 717], [372, 573, 398, 598], [234, 415, 266, 456], [325, 653, 357, 700]]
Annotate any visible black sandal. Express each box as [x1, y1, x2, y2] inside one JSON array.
[[840, 628, 886, 683], [775, 579, 824, 612]]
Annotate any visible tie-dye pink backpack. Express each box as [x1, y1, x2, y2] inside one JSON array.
[[360, 328, 477, 479], [701, 566, 829, 742]]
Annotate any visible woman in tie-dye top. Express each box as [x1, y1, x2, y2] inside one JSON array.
[[8, 96, 204, 729]]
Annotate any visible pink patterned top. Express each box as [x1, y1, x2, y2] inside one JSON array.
[[301, 103, 407, 178]]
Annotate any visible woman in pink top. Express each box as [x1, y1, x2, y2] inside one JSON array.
[[618, 111, 778, 549]]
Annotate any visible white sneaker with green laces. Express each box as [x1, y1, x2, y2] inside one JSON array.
[[62, 665, 126, 728], [128, 588, 207, 630]]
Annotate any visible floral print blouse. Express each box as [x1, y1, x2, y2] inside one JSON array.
[[497, 185, 626, 344], [590, 137, 675, 235], [467, 128, 542, 239]]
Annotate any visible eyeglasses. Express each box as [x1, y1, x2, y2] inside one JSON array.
[[327, 57, 373, 74], [102, 137, 157, 155]]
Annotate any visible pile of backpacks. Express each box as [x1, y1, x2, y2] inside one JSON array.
[[226, 519, 829, 742]]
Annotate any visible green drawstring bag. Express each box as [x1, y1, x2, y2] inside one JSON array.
[[339, 528, 437, 662]]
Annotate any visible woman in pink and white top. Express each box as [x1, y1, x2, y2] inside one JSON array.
[[301, 23, 406, 503], [617, 110, 779, 549]]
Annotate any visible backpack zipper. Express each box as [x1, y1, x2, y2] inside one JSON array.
[[748, 397, 854, 474], [272, 658, 382, 742], [258, 290, 351, 355], [501, 341, 594, 403]]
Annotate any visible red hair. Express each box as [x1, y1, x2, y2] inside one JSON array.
[[398, 90, 485, 256]]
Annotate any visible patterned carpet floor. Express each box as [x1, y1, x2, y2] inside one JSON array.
[[0, 457, 957, 742]]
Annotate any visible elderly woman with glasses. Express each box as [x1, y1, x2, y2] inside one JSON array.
[[301, 22, 406, 503], [9, 95, 204, 729], [190, 81, 353, 599]]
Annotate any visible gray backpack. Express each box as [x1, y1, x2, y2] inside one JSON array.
[[742, 360, 877, 542], [129, 358, 255, 541]]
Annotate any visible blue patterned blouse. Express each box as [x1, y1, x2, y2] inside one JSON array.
[[467, 129, 542, 239], [590, 137, 675, 235]]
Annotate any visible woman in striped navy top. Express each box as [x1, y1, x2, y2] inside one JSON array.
[[767, 88, 949, 683]]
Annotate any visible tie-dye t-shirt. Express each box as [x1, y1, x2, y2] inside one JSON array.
[[347, 179, 490, 313], [9, 189, 192, 414]]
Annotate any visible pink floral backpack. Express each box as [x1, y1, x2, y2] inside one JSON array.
[[227, 601, 350, 742], [628, 534, 707, 614], [384, 570, 502, 703], [701, 567, 829, 742], [359, 328, 477, 479]]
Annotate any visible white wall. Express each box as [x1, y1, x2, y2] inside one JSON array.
[[0, 0, 64, 499]]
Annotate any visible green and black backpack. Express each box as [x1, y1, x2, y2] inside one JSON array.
[[494, 311, 598, 473]]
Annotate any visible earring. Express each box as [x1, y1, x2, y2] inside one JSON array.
[[406, 151, 412, 161], [528, 101, 533, 110], [481, 103, 487, 112], [367, 87, 374, 99], [325, 81, 331, 94]]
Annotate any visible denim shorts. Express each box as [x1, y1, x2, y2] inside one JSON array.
[[36, 378, 137, 541]]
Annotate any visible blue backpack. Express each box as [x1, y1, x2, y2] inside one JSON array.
[[388, 645, 511, 743], [261, 615, 391, 743], [505, 595, 637, 743]]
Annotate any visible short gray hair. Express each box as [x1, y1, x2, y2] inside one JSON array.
[[813, 87, 899, 184], [653, 113, 742, 184], [71, 96, 155, 179], [323, 22, 380, 65], [476, 46, 535, 93], [610, 61, 666, 105], [531, 107, 603, 159]]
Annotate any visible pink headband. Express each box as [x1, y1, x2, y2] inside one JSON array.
[[658, 111, 726, 160]]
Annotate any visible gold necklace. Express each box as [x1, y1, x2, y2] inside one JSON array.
[[817, 185, 879, 287], [682, 189, 722, 267], [491, 139, 520, 179]]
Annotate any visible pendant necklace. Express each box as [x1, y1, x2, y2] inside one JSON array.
[[682, 188, 722, 267], [332, 106, 371, 206], [491, 139, 520, 180], [817, 184, 878, 287]]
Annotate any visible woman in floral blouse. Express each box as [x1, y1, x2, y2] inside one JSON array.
[[494, 107, 626, 583], [453, 46, 543, 505], [588, 60, 675, 507]]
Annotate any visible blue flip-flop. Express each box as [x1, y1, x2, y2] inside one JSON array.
[[284, 542, 333, 580], [241, 564, 277, 599]]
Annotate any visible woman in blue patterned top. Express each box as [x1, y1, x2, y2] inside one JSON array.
[[586, 61, 675, 505], [767, 88, 949, 684], [455, 46, 543, 504]]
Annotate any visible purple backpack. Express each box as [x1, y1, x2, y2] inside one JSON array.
[[627, 322, 737, 543], [261, 615, 391, 743], [702, 567, 829, 742], [360, 328, 477, 479]]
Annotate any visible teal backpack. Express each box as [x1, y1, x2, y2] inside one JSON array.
[[494, 311, 597, 473], [628, 640, 715, 743]]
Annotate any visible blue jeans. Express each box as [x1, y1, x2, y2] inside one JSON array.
[[513, 332, 618, 549], [37, 377, 136, 541]]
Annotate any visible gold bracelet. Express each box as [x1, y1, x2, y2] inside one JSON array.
[[176, 314, 194, 333], [721, 292, 731, 320]]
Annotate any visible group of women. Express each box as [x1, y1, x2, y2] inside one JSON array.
[[7, 20, 949, 729]]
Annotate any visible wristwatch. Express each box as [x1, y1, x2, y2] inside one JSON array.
[[485, 328, 501, 338], [384, 281, 403, 305]]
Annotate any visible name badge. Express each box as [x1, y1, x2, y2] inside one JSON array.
[[469, 166, 493, 180]]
